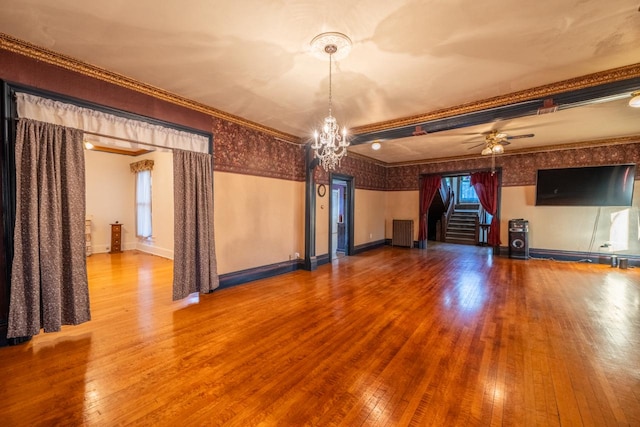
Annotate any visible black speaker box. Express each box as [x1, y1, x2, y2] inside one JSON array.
[[508, 219, 529, 260]]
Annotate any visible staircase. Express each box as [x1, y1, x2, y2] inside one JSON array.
[[445, 205, 478, 245]]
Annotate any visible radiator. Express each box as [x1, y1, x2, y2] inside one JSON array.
[[392, 219, 414, 248]]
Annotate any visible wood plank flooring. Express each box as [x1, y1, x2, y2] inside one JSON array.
[[0, 244, 639, 426]]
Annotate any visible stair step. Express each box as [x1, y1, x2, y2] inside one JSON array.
[[450, 215, 476, 219], [445, 206, 479, 245], [449, 221, 475, 227], [449, 222, 476, 228], [446, 230, 476, 235], [447, 227, 475, 234], [446, 231, 476, 239], [450, 218, 476, 223], [448, 228, 476, 234], [445, 231, 476, 237]]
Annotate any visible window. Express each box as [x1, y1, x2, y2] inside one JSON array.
[[136, 170, 152, 238], [458, 175, 479, 203]]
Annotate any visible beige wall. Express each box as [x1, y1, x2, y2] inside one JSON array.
[[354, 189, 386, 246], [385, 190, 420, 241], [501, 185, 640, 255], [214, 172, 305, 274], [85, 150, 135, 253], [136, 151, 174, 259], [315, 184, 329, 256]]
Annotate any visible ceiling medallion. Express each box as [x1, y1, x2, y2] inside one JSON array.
[[310, 32, 352, 61], [310, 32, 352, 171]]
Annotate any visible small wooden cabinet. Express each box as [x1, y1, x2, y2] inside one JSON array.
[[109, 223, 122, 254]]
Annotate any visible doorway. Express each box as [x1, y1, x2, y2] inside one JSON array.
[[329, 173, 354, 261], [425, 171, 499, 246]]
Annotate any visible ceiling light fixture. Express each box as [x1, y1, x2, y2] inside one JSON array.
[[629, 91, 640, 108], [310, 32, 351, 171], [371, 141, 381, 151]]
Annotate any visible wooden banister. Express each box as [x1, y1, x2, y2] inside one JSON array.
[[441, 189, 455, 242]]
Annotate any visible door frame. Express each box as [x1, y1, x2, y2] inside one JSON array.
[[328, 173, 354, 259]]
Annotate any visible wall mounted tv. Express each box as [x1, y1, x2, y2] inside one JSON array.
[[535, 164, 636, 206]]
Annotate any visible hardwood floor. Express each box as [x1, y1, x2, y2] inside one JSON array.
[[1, 245, 639, 426]]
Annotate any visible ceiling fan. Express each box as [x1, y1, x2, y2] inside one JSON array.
[[467, 130, 534, 155]]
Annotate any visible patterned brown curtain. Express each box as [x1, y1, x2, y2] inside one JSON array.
[[172, 149, 219, 300], [8, 119, 90, 338], [470, 171, 501, 246], [418, 174, 442, 242]]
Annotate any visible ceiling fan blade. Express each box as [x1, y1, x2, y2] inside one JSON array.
[[467, 142, 485, 150], [506, 133, 534, 140], [501, 140, 511, 146]]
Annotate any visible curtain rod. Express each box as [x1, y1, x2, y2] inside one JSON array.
[[83, 131, 172, 151]]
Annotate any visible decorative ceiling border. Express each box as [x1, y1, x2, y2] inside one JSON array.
[[383, 135, 640, 168], [3, 32, 639, 149], [0, 33, 301, 143], [351, 63, 640, 135]]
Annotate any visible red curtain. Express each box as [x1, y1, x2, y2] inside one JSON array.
[[418, 175, 442, 241], [470, 172, 501, 246]]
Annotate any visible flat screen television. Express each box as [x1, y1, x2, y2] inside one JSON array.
[[535, 164, 636, 206]]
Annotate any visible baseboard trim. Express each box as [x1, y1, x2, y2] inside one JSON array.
[[218, 259, 303, 289], [219, 241, 388, 288], [316, 253, 330, 266], [136, 242, 174, 260], [353, 239, 387, 254], [498, 246, 640, 267]]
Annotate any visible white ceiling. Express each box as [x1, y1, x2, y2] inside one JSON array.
[[349, 96, 640, 163], [1, 0, 639, 163]]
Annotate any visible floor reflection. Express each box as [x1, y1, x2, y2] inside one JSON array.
[[0, 334, 92, 425]]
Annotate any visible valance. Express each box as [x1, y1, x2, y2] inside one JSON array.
[[16, 93, 209, 153], [130, 160, 155, 173]]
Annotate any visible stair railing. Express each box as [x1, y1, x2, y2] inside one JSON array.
[[474, 214, 480, 245], [441, 188, 455, 242]]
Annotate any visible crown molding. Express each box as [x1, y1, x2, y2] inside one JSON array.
[[0, 33, 300, 143], [351, 63, 640, 135], [4, 32, 638, 150]]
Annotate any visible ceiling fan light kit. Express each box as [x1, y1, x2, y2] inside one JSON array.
[[629, 91, 640, 108], [474, 129, 534, 155]]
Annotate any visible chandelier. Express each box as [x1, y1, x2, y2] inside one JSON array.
[[310, 32, 352, 171]]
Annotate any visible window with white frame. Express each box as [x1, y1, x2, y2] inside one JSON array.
[[131, 160, 154, 238]]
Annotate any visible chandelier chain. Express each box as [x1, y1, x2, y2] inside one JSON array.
[[310, 32, 351, 171], [328, 53, 332, 118]]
